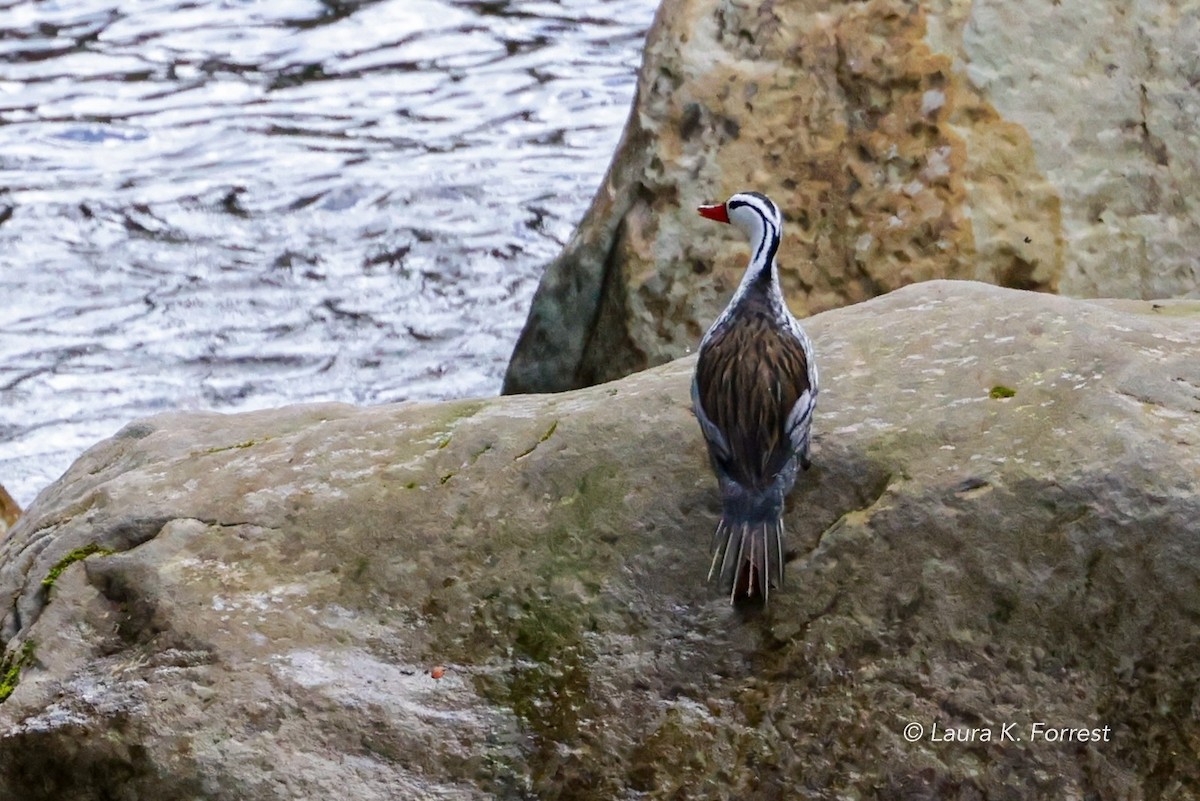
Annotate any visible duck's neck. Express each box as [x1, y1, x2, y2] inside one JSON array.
[[733, 217, 782, 300]]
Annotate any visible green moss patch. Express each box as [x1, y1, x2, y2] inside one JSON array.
[[425, 400, 487, 453], [441, 400, 486, 425], [42, 543, 116, 591], [468, 592, 603, 796], [0, 640, 36, 703], [202, 438, 262, 455], [989, 385, 1017, 399], [514, 420, 560, 460]]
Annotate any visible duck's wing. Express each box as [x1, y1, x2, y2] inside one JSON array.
[[694, 315, 812, 489]]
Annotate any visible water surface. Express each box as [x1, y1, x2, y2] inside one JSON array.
[[0, 0, 658, 506]]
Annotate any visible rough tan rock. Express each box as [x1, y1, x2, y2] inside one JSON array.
[[0, 485, 18, 537], [504, 0, 1200, 394], [1, 282, 1199, 799]]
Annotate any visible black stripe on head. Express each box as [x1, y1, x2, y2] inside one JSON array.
[[728, 191, 781, 228], [727, 191, 782, 266]]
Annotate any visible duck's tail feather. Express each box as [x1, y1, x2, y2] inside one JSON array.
[[708, 514, 786, 604]]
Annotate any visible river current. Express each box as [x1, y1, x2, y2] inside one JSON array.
[[0, 0, 658, 506]]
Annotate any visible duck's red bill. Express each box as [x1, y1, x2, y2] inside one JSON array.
[[698, 203, 729, 223]]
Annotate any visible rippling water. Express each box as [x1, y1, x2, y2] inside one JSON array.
[[0, 0, 657, 506]]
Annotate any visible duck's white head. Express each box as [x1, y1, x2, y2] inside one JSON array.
[[698, 191, 783, 266]]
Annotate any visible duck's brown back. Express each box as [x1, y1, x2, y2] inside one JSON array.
[[695, 298, 812, 490]]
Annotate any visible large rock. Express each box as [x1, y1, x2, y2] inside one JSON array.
[[1, 282, 1199, 799], [504, 0, 1200, 394], [0, 485, 18, 537]]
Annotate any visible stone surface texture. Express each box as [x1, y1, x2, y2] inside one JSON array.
[[504, 0, 1200, 394], [0, 486, 17, 537], [1, 282, 1199, 800]]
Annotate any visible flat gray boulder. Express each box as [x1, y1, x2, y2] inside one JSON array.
[[1, 282, 1198, 799]]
